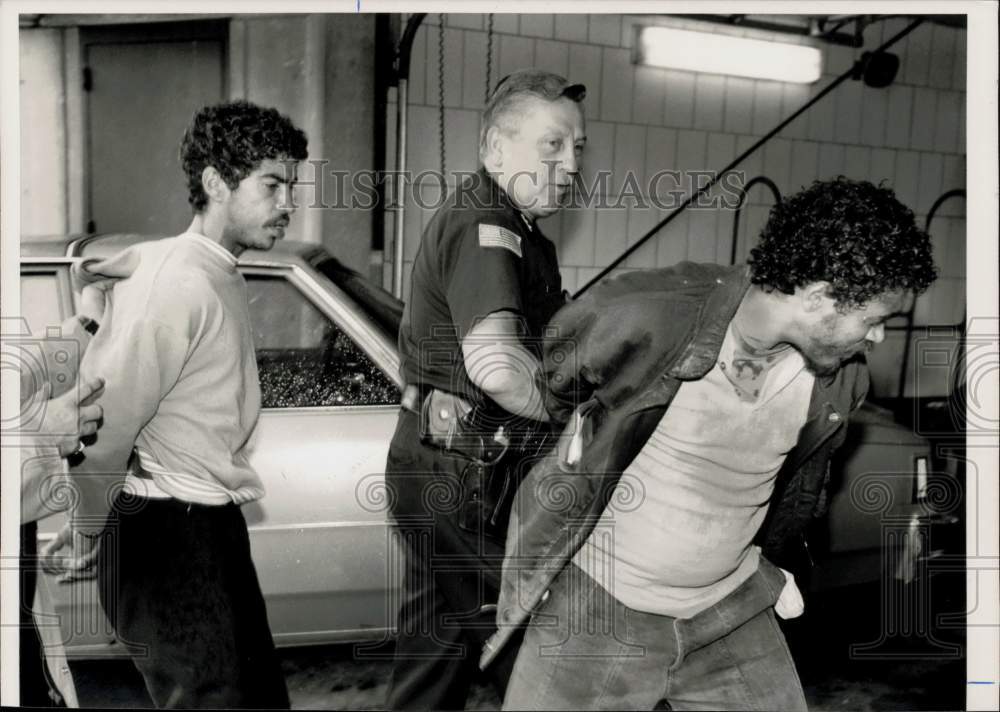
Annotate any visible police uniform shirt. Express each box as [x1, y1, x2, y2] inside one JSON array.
[[399, 166, 565, 402]]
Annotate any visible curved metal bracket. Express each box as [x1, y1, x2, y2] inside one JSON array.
[[896, 188, 966, 398], [391, 14, 427, 297], [729, 175, 782, 266], [395, 13, 426, 82]]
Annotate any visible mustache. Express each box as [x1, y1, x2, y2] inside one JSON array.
[[264, 217, 290, 227]]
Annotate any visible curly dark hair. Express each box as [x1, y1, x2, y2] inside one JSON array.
[[748, 177, 937, 309], [180, 100, 308, 212]]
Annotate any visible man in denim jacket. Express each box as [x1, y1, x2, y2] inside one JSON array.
[[484, 178, 937, 710]]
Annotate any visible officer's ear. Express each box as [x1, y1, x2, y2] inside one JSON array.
[[485, 126, 506, 168]]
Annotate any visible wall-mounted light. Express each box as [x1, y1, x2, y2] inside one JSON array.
[[632, 25, 824, 84]]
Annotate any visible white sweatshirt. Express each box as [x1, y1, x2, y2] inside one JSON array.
[[74, 233, 264, 529]]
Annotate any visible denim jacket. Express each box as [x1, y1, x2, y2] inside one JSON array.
[[480, 262, 869, 668]]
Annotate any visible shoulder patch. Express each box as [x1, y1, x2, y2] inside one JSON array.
[[478, 223, 523, 258]]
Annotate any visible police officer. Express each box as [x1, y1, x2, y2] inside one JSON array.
[[385, 69, 587, 710]]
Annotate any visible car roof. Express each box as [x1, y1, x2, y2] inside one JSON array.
[[19, 237, 74, 258], [20, 233, 322, 265], [21, 233, 404, 337], [22, 232, 336, 270]]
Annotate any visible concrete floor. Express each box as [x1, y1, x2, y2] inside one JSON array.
[[70, 580, 968, 711]]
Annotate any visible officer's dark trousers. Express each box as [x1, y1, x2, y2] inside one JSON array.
[[385, 408, 523, 710], [97, 493, 289, 709]]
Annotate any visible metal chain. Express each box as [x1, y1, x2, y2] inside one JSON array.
[[437, 13, 446, 177], [485, 13, 494, 103]]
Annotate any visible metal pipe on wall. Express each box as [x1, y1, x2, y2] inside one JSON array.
[[392, 77, 409, 298], [302, 17, 326, 246], [391, 13, 426, 298]]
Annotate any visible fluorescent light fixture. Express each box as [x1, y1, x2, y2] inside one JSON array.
[[633, 25, 823, 84]]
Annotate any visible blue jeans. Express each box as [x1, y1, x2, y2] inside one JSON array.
[[503, 560, 807, 711]]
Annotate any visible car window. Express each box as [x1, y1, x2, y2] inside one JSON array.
[[245, 273, 400, 408], [313, 256, 403, 341], [20, 268, 71, 333]]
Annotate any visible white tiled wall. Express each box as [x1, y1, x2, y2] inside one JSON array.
[[386, 14, 967, 397]]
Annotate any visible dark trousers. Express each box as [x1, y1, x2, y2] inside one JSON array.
[[384, 409, 523, 710], [97, 494, 289, 709], [20, 521, 64, 707]]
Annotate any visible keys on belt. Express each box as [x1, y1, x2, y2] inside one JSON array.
[[401, 384, 423, 413]]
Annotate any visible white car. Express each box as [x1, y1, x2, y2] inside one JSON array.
[[21, 233, 406, 662]]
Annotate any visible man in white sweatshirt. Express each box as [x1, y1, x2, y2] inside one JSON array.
[[45, 100, 308, 708]]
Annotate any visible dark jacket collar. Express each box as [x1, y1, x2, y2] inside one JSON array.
[[667, 264, 750, 379], [664, 266, 841, 389]]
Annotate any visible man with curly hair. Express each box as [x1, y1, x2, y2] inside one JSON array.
[[45, 100, 307, 708], [486, 178, 937, 710]]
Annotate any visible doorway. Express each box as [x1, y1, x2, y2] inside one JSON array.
[[81, 21, 227, 235]]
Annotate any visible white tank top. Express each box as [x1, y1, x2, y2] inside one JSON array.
[[573, 323, 814, 618]]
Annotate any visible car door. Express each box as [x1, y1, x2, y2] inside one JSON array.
[[23, 255, 405, 657], [239, 264, 404, 647]]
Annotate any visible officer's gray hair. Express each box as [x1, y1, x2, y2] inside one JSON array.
[[478, 69, 586, 162]]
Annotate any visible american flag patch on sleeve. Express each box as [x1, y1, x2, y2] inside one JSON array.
[[478, 223, 523, 258]]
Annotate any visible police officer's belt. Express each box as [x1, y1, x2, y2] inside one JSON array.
[[402, 385, 510, 464]]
